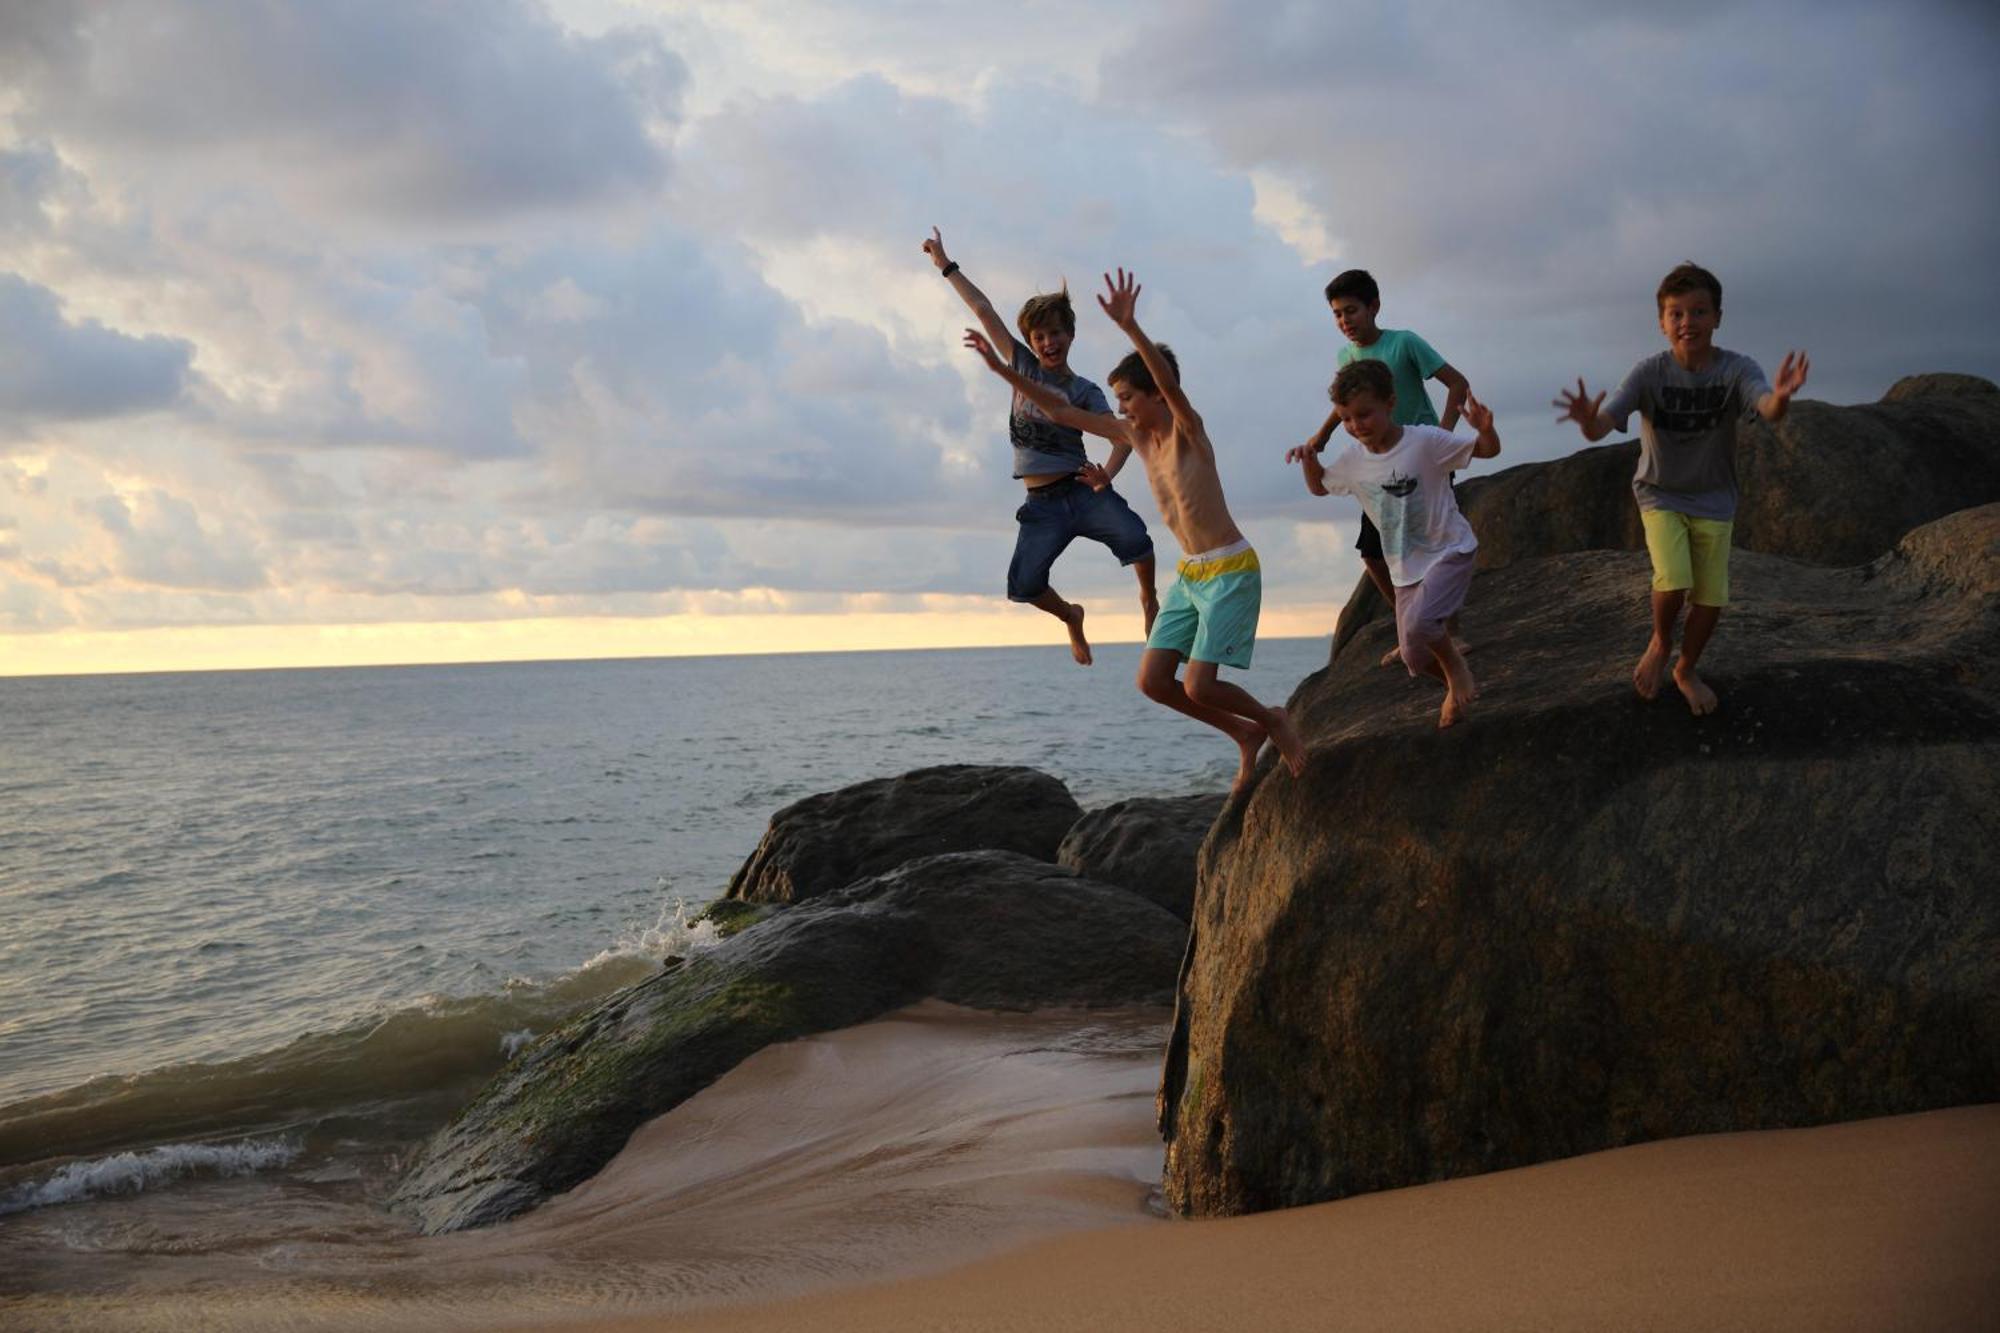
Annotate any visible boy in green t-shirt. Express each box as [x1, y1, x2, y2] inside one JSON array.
[[1287, 269, 1472, 665]]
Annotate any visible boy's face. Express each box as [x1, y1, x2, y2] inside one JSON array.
[[1111, 378, 1168, 430], [1336, 389, 1397, 451], [1027, 324, 1074, 371], [1658, 291, 1720, 362], [1328, 296, 1381, 345]]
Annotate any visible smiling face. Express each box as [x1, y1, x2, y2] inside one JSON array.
[[1027, 323, 1074, 371], [1329, 295, 1381, 346], [1658, 291, 1721, 368], [1111, 376, 1168, 431], [1336, 388, 1399, 452]]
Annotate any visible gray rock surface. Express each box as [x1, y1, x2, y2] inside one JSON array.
[[393, 849, 1183, 1234], [1057, 794, 1227, 921], [1160, 504, 2000, 1217], [726, 765, 1083, 904]]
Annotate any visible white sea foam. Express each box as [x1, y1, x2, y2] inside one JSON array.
[[0, 1137, 301, 1215], [499, 1028, 537, 1058], [578, 895, 723, 973]]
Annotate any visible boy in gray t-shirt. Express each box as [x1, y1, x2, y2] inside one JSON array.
[[1556, 262, 1809, 715]]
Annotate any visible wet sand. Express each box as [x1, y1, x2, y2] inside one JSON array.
[[5, 1002, 1995, 1332], [557, 1103, 2000, 1333]]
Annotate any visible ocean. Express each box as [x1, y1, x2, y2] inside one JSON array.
[[0, 638, 1327, 1243]]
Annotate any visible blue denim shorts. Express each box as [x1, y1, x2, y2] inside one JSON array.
[[1007, 478, 1155, 602]]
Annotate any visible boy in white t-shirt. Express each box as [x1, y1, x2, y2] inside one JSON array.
[[1300, 359, 1501, 728]]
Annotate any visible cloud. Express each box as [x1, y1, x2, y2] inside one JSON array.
[[0, 273, 194, 426], [6, 0, 683, 224]]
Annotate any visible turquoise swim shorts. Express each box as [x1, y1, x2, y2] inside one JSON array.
[[1146, 542, 1262, 669]]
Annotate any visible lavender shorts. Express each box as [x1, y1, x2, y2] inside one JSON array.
[[1394, 548, 1476, 675]]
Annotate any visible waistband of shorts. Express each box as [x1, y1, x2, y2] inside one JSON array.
[[1024, 473, 1084, 495], [1177, 539, 1258, 579]]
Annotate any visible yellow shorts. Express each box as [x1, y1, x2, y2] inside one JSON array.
[[1641, 509, 1733, 607]]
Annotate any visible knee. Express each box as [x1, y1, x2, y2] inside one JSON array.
[[1137, 668, 1177, 701], [1184, 675, 1221, 707]]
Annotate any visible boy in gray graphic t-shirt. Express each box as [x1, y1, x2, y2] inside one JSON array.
[[1556, 262, 1809, 716]]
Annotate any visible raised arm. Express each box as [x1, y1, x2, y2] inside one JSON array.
[[1097, 268, 1200, 431], [1460, 392, 1502, 459], [1553, 378, 1616, 442], [1757, 350, 1809, 423], [923, 227, 1015, 355], [962, 330, 1130, 444], [1433, 363, 1470, 431]]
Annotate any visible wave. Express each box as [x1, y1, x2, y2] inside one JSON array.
[[0, 900, 726, 1175], [0, 1137, 300, 1216]]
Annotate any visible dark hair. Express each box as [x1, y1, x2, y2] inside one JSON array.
[[1017, 287, 1076, 339], [1330, 358, 1395, 406], [1324, 269, 1380, 307], [1108, 343, 1180, 396], [1656, 261, 1722, 313]]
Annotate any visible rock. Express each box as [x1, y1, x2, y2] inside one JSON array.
[[1881, 372, 1997, 402], [393, 850, 1183, 1233], [725, 765, 1084, 905], [1331, 377, 2000, 664], [1159, 504, 2000, 1218], [1057, 794, 1227, 921]]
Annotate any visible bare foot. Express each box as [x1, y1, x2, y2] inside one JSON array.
[[1141, 593, 1160, 639], [1632, 636, 1670, 700], [1440, 648, 1478, 707], [1228, 719, 1269, 796], [1379, 644, 1403, 669], [1062, 602, 1092, 666], [1674, 662, 1719, 715], [1439, 687, 1469, 729], [1265, 706, 1307, 778]]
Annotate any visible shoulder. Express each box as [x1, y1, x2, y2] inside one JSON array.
[[1335, 343, 1358, 367]]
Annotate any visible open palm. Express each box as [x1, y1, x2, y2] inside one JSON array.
[[1097, 268, 1141, 327]]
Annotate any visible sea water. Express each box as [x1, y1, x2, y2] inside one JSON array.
[[0, 638, 1328, 1217]]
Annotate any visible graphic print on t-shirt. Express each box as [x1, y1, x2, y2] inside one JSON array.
[[1656, 383, 1734, 434], [1375, 470, 1419, 559]]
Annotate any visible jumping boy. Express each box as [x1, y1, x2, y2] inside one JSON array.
[[1299, 360, 1501, 729], [924, 228, 1157, 665], [1555, 262, 1809, 716], [1286, 269, 1472, 666], [964, 269, 1306, 794]]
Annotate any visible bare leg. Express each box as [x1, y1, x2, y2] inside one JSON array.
[[1428, 635, 1478, 728], [1184, 660, 1306, 779], [1447, 611, 1472, 658], [1368, 556, 1400, 668], [1030, 588, 1091, 666], [1634, 589, 1682, 701], [1133, 556, 1160, 638], [1673, 603, 1722, 715], [1137, 651, 1269, 794]]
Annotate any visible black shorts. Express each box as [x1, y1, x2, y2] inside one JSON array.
[[1354, 512, 1384, 561]]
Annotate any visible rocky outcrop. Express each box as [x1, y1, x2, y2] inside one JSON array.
[[394, 850, 1183, 1234], [1333, 379, 2000, 663], [726, 765, 1083, 904], [1057, 794, 1227, 921], [1160, 504, 2000, 1217]]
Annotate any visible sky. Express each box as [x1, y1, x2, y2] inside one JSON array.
[[1, 0, 1995, 676]]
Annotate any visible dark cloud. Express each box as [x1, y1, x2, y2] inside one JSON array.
[[0, 273, 194, 425], [8, 0, 682, 223]]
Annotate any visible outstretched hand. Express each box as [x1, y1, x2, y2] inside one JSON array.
[[1097, 267, 1141, 327], [1460, 392, 1495, 435], [1284, 442, 1320, 464], [1553, 378, 1604, 427], [923, 226, 951, 270], [962, 328, 1005, 371], [1772, 349, 1810, 402]]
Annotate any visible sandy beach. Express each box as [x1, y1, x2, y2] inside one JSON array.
[[555, 1099, 2000, 1333], [8, 1002, 1992, 1332]]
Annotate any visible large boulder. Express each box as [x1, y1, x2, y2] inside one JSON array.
[[1057, 794, 1227, 921], [1159, 504, 2000, 1217], [393, 850, 1183, 1233], [726, 765, 1083, 904], [1333, 378, 2000, 662]]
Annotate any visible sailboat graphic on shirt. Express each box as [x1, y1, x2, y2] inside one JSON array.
[[1377, 470, 1418, 559]]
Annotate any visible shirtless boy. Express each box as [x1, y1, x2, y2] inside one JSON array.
[[1555, 261, 1809, 715], [925, 228, 1157, 665], [966, 269, 1306, 794]]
